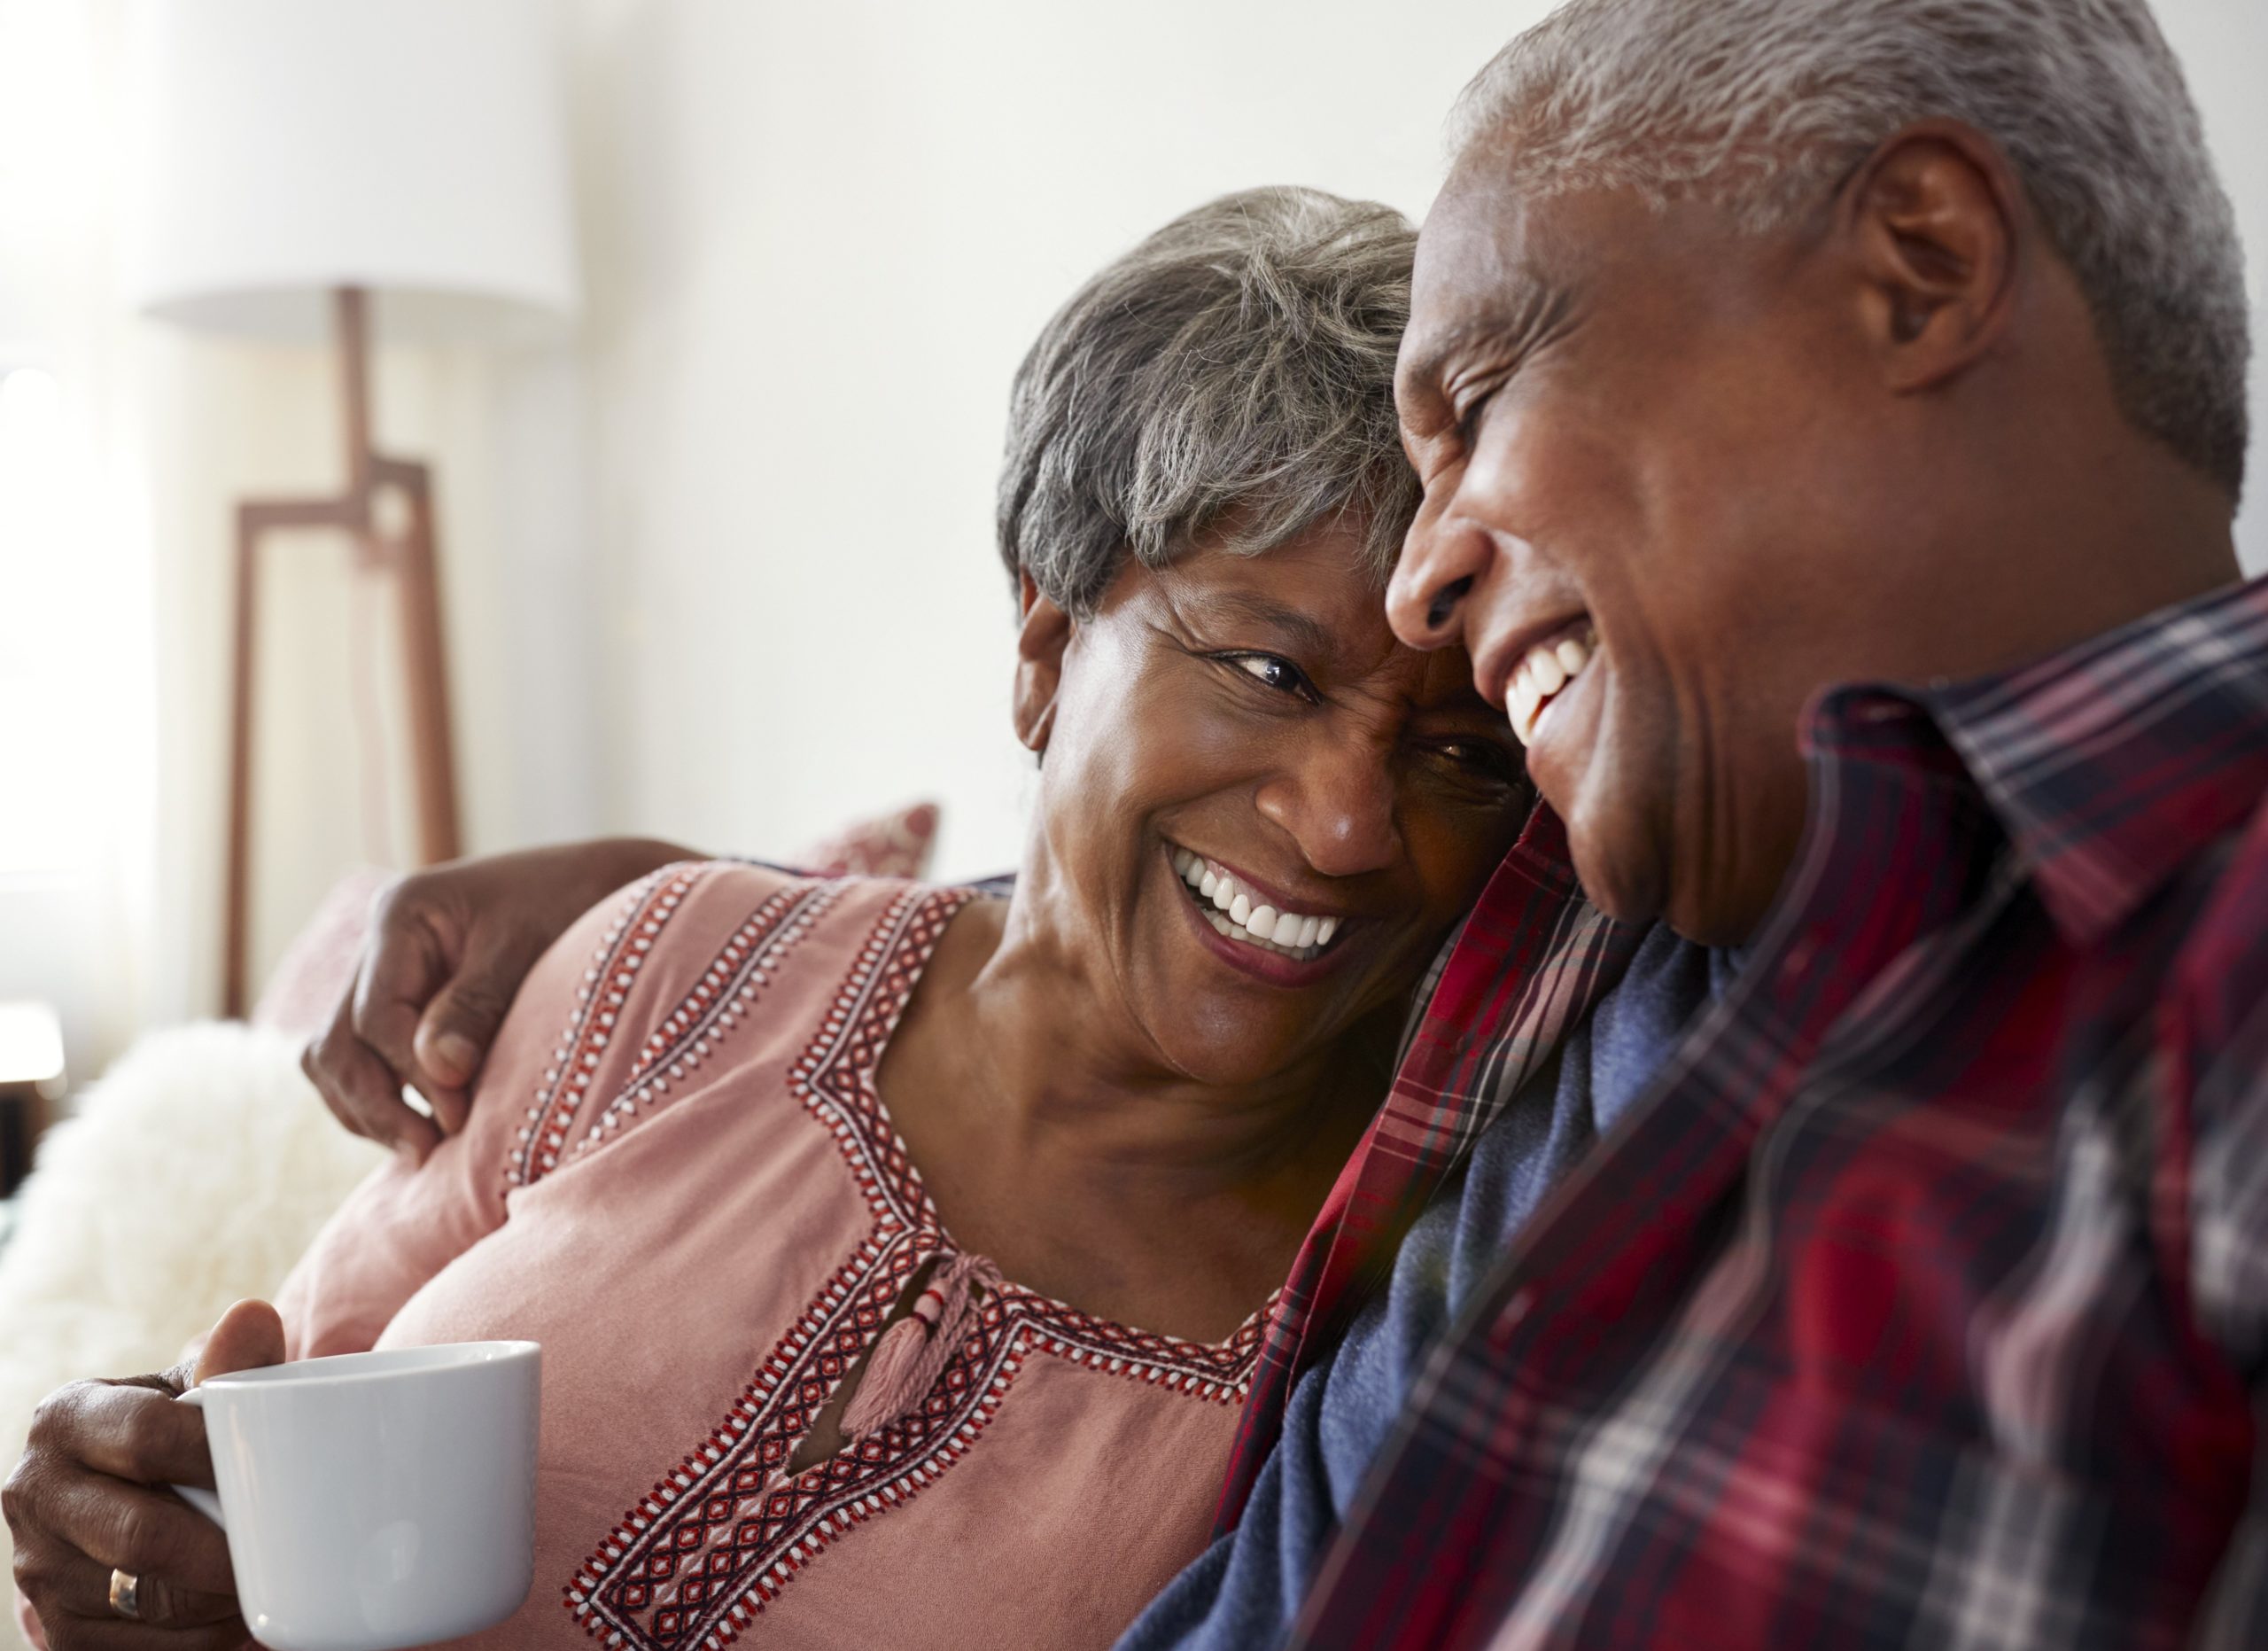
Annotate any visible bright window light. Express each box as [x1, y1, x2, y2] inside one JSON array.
[[0, 362, 104, 875], [0, 999, 65, 1087]]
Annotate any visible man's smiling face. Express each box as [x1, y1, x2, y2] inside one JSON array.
[[1385, 159, 1907, 945]]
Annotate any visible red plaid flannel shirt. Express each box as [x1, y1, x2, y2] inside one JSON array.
[[1221, 575, 2268, 1649]]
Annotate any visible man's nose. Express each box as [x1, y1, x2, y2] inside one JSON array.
[[1254, 736, 1401, 880], [1386, 509, 1494, 651]]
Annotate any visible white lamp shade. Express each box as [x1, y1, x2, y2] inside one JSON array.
[[122, 0, 579, 347]]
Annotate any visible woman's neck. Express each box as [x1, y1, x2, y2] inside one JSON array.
[[874, 880, 1391, 1336], [972, 884, 1384, 1194]]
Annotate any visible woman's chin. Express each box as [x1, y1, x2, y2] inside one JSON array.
[[1170, 1047, 1314, 1091], [1133, 986, 1320, 1090]]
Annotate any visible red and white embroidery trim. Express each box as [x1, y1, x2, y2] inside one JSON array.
[[508, 865, 701, 1192], [572, 881, 838, 1153], [563, 885, 1275, 1648], [507, 868, 833, 1193]]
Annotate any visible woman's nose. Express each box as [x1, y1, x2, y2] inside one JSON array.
[[1386, 506, 1494, 651], [1254, 744, 1401, 880]]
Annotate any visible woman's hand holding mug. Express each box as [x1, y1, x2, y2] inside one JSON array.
[[11, 1305, 539, 1651], [4, 1300, 284, 1649]]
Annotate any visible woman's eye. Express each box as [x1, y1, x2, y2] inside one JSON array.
[[1227, 654, 1311, 697], [1434, 738, 1520, 785]]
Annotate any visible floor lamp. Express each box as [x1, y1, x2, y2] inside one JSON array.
[[120, 0, 580, 1015]]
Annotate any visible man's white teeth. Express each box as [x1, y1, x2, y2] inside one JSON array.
[[1171, 850, 1340, 959], [1510, 624, 1598, 747]]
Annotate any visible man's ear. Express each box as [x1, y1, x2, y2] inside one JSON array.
[[1839, 121, 2019, 393], [1012, 570, 1071, 757]]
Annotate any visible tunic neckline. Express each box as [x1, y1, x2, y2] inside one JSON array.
[[824, 881, 1282, 1358]]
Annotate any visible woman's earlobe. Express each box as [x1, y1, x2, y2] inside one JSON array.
[[1012, 579, 1073, 757], [1014, 691, 1056, 756]]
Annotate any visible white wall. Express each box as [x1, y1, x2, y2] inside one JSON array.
[[551, 0, 2268, 886], [61, 0, 2264, 1048], [2162, 0, 2268, 577], [556, 0, 1548, 879]]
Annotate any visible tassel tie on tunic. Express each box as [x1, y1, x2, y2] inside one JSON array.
[[842, 1251, 1002, 1438]]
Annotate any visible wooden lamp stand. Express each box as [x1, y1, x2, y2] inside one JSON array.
[[221, 287, 462, 1016]]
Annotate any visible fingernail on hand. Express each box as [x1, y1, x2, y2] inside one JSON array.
[[433, 1032, 480, 1084]]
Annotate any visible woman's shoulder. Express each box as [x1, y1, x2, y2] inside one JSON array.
[[544, 862, 984, 1038], [488, 866, 984, 1188], [616, 861, 979, 941]]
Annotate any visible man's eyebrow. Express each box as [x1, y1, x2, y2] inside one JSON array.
[[1401, 320, 1507, 401], [1401, 276, 1573, 402]]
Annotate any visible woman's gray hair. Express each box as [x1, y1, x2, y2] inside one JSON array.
[[998, 187, 1421, 617], [1449, 0, 2250, 496]]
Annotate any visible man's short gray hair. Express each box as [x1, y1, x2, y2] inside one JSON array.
[[1449, 0, 2250, 495], [998, 187, 1420, 617]]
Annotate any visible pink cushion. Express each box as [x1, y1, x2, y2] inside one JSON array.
[[250, 866, 398, 1040], [795, 801, 940, 880]]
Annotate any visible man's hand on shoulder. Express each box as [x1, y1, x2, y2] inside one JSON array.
[[302, 839, 695, 1158]]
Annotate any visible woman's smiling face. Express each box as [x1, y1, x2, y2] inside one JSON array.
[[1014, 524, 1529, 1088]]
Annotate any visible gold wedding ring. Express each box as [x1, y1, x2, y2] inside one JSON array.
[[108, 1566, 141, 1619]]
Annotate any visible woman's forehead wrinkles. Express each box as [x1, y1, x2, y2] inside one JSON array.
[[1156, 554, 1382, 647], [1189, 588, 1343, 657]]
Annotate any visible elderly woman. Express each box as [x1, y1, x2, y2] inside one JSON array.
[[8, 188, 1525, 1650]]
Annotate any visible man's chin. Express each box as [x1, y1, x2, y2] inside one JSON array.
[[1573, 855, 1760, 946], [1563, 824, 1671, 930], [1660, 887, 1769, 949], [1559, 772, 1780, 945]]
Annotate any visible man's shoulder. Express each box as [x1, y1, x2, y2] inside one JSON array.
[[2160, 785, 2268, 1040]]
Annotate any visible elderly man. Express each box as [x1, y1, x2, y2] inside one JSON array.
[[90, 2, 2266, 1648], [1187, 0, 2266, 1646]]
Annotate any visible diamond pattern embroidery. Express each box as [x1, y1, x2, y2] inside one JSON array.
[[508, 866, 702, 1193], [509, 872, 835, 1195], [564, 886, 1273, 1647]]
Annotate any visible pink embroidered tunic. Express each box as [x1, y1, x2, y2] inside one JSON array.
[[275, 866, 1269, 1649]]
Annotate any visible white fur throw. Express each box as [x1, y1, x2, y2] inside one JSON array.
[[0, 1023, 384, 1648]]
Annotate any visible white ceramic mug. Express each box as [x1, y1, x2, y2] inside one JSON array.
[[172, 1342, 540, 1651]]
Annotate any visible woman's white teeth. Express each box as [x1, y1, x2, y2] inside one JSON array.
[[1511, 624, 1598, 747], [1172, 851, 1341, 959]]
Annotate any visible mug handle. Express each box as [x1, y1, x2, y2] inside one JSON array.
[[167, 1388, 226, 1529]]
